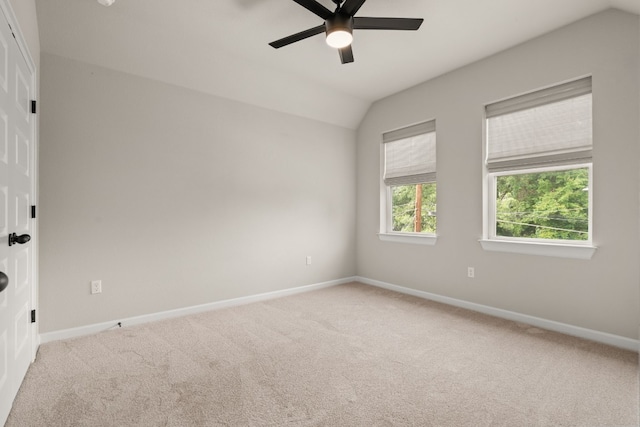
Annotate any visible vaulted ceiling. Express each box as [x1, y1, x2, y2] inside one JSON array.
[[35, 0, 639, 129]]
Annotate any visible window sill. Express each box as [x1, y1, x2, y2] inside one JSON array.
[[379, 233, 437, 246], [479, 239, 596, 260]]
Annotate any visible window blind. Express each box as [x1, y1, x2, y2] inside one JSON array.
[[486, 77, 592, 172], [383, 120, 436, 186]]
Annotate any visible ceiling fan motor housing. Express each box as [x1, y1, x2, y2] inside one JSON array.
[[326, 12, 353, 34]]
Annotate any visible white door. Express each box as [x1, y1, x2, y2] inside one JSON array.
[[0, 4, 35, 425]]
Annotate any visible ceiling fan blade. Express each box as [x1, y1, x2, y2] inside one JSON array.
[[340, 0, 367, 16], [339, 45, 354, 64], [354, 17, 424, 31], [292, 0, 333, 20], [269, 25, 325, 49]]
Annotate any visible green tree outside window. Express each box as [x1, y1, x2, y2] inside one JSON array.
[[495, 168, 589, 240], [391, 183, 437, 233]]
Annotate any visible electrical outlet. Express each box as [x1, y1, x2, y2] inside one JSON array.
[[306, 256, 312, 266], [467, 267, 475, 278], [91, 280, 102, 294]]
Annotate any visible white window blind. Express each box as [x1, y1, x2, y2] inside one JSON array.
[[383, 120, 436, 186], [486, 77, 592, 172]]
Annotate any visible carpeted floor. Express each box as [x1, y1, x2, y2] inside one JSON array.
[[7, 282, 639, 426]]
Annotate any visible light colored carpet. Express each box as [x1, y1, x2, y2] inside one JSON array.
[[7, 282, 639, 426]]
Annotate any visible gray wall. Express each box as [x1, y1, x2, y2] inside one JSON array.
[[356, 9, 640, 339], [39, 53, 356, 332]]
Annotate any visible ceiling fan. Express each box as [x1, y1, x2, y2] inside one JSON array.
[[269, 0, 424, 64]]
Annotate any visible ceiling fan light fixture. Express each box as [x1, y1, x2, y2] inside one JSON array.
[[325, 15, 353, 49], [326, 30, 352, 48]]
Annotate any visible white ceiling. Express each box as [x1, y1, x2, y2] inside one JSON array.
[[35, 0, 639, 129]]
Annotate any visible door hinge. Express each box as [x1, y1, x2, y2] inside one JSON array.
[[31, 100, 36, 114], [31, 205, 36, 219], [31, 309, 36, 323]]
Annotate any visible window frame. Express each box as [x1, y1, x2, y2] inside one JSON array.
[[379, 120, 438, 246], [380, 183, 437, 245], [485, 163, 593, 244], [480, 78, 597, 259]]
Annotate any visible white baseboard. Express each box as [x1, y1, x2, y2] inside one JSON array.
[[40, 277, 356, 344], [356, 276, 639, 352], [40, 275, 638, 352]]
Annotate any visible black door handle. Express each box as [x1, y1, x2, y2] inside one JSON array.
[[8, 233, 30, 247], [0, 271, 7, 292]]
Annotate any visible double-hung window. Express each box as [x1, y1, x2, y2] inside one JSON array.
[[482, 77, 595, 258], [381, 120, 437, 244]]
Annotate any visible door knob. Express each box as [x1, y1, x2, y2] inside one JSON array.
[[8, 233, 30, 247], [0, 271, 7, 292]]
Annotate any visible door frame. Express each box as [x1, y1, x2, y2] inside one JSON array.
[[0, 0, 38, 359]]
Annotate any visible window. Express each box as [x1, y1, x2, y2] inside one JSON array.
[[380, 120, 436, 244], [482, 77, 595, 258]]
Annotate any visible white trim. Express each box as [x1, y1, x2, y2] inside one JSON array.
[[40, 275, 637, 351], [40, 277, 356, 344], [378, 233, 437, 246], [356, 276, 638, 352], [479, 239, 597, 259]]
